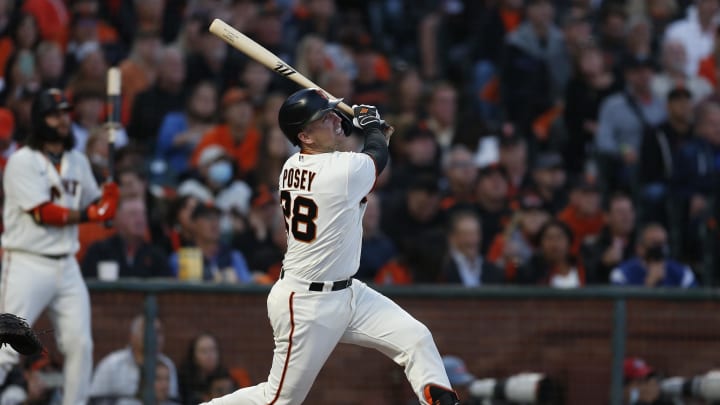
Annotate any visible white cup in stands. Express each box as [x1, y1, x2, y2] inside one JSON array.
[[97, 261, 119, 281]]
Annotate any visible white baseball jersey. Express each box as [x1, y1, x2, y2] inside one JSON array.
[[279, 151, 375, 281], [2, 146, 101, 255]]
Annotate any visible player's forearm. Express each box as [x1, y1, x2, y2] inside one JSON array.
[[361, 127, 389, 174], [31, 203, 85, 226]]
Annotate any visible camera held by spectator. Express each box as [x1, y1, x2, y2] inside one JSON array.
[[660, 370, 720, 402], [443, 355, 560, 404]]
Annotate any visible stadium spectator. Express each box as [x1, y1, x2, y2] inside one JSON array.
[[21, 0, 70, 45], [638, 86, 695, 226], [439, 145, 479, 210], [557, 176, 605, 256], [89, 314, 179, 402], [155, 80, 218, 183], [652, 39, 713, 104], [0, 14, 40, 85], [350, 33, 390, 112], [178, 333, 229, 405], [527, 152, 568, 215], [625, 15, 653, 61], [284, 0, 341, 44], [517, 219, 585, 288], [438, 209, 503, 286], [583, 192, 638, 284], [317, 69, 353, 105], [191, 87, 261, 179], [165, 195, 200, 253], [663, 0, 720, 77], [357, 192, 397, 282], [34, 41, 65, 89], [81, 197, 172, 279], [389, 124, 441, 192], [237, 60, 273, 110], [611, 222, 697, 288], [293, 34, 332, 88], [199, 368, 237, 404], [498, 135, 530, 199], [179, 145, 252, 237], [595, 54, 666, 192], [116, 166, 172, 250], [118, 28, 162, 125], [500, 0, 569, 142], [0, 353, 63, 405], [382, 173, 447, 282], [487, 192, 551, 282], [71, 82, 128, 152], [247, 3, 289, 65], [623, 357, 673, 405], [421, 82, 463, 157], [127, 45, 187, 151], [65, 0, 121, 64], [385, 65, 423, 141], [168, 202, 255, 284], [253, 125, 294, 192], [184, 23, 243, 90], [698, 25, 720, 87], [563, 43, 621, 174], [473, 163, 513, 255], [65, 41, 108, 96], [231, 185, 284, 273]]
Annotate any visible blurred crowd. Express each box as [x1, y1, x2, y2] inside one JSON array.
[[0, 314, 251, 405], [0, 0, 718, 289]]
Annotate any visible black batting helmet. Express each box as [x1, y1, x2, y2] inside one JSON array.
[[278, 88, 344, 146], [28, 88, 74, 150], [32, 88, 72, 121]]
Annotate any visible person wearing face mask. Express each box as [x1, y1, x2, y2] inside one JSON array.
[[610, 223, 697, 287], [177, 145, 252, 239]]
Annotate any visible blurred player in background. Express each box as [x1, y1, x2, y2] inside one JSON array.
[[0, 88, 119, 404]]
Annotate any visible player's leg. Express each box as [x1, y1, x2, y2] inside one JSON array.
[[339, 280, 458, 405], [46, 257, 93, 405], [203, 282, 352, 405], [0, 252, 56, 383]]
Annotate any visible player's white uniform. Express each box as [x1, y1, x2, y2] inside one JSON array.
[[205, 151, 451, 405], [0, 146, 100, 405]]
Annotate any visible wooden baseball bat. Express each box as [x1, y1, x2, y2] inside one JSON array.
[[106, 67, 121, 181], [208, 18, 354, 116], [104, 67, 121, 228]]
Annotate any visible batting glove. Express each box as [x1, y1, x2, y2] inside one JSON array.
[[352, 104, 381, 130], [86, 182, 119, 222]]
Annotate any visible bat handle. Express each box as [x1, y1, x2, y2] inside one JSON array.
[[103, 127, 116, 229]]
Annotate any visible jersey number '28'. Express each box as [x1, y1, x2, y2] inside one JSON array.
[[280, 191, 318, 242]]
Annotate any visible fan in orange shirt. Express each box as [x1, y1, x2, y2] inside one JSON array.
[[191, 88, 261, 179], [487, 193, 551, 282], [557, 176, 605, 256]]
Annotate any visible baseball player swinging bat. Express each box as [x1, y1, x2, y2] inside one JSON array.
[[208, 18, 393, 136], [104, 67, 121, 227]]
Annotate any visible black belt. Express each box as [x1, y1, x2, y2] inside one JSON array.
[[42, 253, 69, 260], [281, 269, 353, 292], [309, 278, 352, 291]]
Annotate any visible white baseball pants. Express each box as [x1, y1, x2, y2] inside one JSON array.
[[204, 276, 451, 405]]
